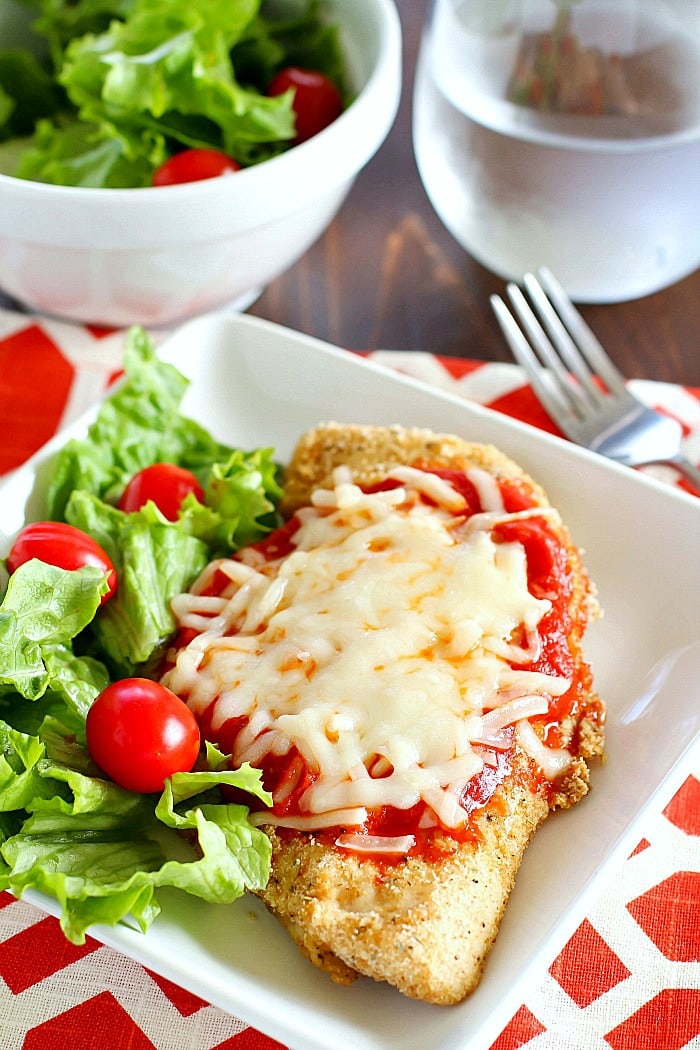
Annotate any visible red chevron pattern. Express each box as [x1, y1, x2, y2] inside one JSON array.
[[1, 311, 699, 1049]]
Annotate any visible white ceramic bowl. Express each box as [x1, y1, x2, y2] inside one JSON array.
[[0, 0, 401, 327]]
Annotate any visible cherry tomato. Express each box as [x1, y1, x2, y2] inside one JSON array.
[[152, 148, 241, 187], [86, 678, 201, 793], [7, 521, 117, 604], [118, 463, 205, 521], [267, 67, 343, 143]]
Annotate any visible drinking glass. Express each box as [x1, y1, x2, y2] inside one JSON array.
[[412, 0, 700, 302]]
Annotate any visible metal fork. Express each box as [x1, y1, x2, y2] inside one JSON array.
[[490, 267, 700, 492]]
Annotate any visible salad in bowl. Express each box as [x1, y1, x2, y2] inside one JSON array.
[[0, 0, 401, 325]]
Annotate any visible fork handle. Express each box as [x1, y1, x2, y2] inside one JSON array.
[[654, 454, 700, 494]]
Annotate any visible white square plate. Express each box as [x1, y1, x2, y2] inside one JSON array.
[[2, 314, 699, 1050]]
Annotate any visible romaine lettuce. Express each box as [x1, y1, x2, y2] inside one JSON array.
[[45, 326, 281, 676], [0, 326, 278, 942], [0, 712, 272, 943], [2, 0, 346, 186]]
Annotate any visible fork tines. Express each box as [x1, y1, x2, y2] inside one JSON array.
[[491, 268, 623, 424]]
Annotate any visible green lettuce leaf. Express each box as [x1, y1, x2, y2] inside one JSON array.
[[179, 447, 283, 550], [42, 326, 280, 673], [0, 720, 55, 812], [0, 561, 108, 704], [58, 0, 295, 175], [47, 327, 216, 516], [47, 327, 280, 520], [4, 0, 345, 186], [64, 489, 210, 674], [154, 757, 272, 903], [0, 325, 277, 943], [236, 0, 348, 90], [0, 49, 65, 141], [47, 326, 281, 531], [31, 0, 136, 68], [16, 113, 162, 187], [0, 717, 272, 944]]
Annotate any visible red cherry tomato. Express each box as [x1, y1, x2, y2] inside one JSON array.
[[152, 148, 241, 187], [86, 678, 200, 793], [7, 521, 117, 604], [118, 463, 205, 521], [267, 66, 343, 143]]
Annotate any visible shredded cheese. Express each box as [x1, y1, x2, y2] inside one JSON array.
[[162, 467, 572, 833], [335, 833, 417, 855]]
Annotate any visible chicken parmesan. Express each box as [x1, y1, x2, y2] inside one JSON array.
[[161, 423, 604, 1004]]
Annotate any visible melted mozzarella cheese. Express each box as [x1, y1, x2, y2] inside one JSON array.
[[163, 468, 571, 830]]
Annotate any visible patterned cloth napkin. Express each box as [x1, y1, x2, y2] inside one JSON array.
[[1, 311, 699, 1050]]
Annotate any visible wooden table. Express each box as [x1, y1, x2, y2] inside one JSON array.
[[250, 0, 700, 387], [1, 2, 696, 384]]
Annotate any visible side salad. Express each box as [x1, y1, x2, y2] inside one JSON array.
[[0, 328, 284, 944], [0, 0, 347, 187]]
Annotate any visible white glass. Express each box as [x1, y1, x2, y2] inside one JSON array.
[[413, 0, 700, 302]]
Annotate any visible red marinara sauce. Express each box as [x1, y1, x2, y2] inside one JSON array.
[[169, 466, 599, 861]]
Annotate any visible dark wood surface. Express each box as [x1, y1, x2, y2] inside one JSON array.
[[2, 1, 696, 386], [250, 0, 700, 387]]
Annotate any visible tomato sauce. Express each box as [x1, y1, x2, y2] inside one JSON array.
[[173, 465, 598, 861]]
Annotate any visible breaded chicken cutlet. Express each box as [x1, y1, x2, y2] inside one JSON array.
[[163, 424, 605, 1005]]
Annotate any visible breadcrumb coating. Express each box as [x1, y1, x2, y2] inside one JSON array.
[[248, 424, 606, 1004]]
